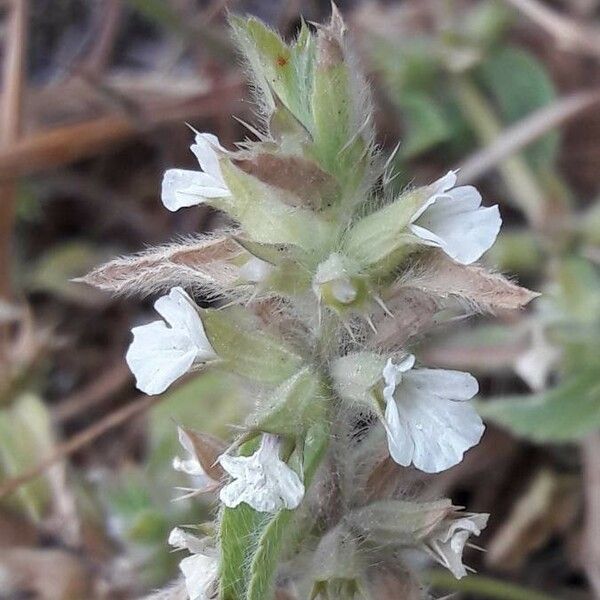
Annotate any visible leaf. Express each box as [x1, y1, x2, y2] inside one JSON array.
[[148, 371, 243, 471], [233, 153, 339, 210], [310, 9, 371, 182], [479, 46, 559, 169], [26, 241, 110, 304], [79, 235, 243, 297], [219, 159, 334, 252], [479, 369, 600, 442], [402, 252, 539, 313], [229, 16, 315, 129], [0, 395, 55, 521], [201, 306, 304, 384], [398, 91, 452, 158], [348, 499, 453, 546], [250, 368, 325, 436]]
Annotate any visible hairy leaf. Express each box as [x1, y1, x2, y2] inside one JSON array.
[[79, 236, 243, 297], [479, 369, 600, 442], [402, 252, 539, 313], [219, 159, 334, 252], [234, 153, 338, 210], [201, 306, 304, 384]]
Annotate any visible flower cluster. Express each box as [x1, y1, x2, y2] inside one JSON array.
[[82, 8, 535, 600]]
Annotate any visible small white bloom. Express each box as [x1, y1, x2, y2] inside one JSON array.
[[126, 287, 217, 395], [426, 512, 489, 579], [409, 171, 501, 265], [238, 256, 274, 283], [218, 434, 305, 512], [514, 325, 560, 391], [162, 132, 231, 212], [168, 527, 218, 600], [382, 356, 484, 473]]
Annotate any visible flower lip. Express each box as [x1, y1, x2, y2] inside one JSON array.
[[409, 171, 502, 265], [168, 527, 218, 600], [125, 287, 217, 395], [218, 433, 305, 512], [427, 512, 489, 579], [381, 356, 484, 473], [161, 132, 231, 212]]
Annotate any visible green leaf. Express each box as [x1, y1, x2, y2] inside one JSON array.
[[398, 92, 452, 158], [219, 159, 333, 252], [310, 21, 368, 182], [479, 369, 600, 442], [251, 368, 325, 436], [343, 189, 424, 270], [202, 306, 304, 385], [230, 16, 315, 129], [478, 46, 558, 168], [0, 395, 55, 520]]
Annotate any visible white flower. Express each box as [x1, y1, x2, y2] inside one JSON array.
[[218, 434, 305, 512], [514, 325, 561, 391], [238, 256, 274, 283], [162, 132, 231, 211], [426, 512, 489, 579], [409, 171, 501, 265], [382, 355, 484, 473], [126, 287, 217, 395], [168, 527, 218, 600]]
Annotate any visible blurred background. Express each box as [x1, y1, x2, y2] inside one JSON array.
[[1, 0, 600, 598]]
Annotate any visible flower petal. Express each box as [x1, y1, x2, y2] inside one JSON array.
[[384, 397, 414, 467], [404, 368, 479, 401], [161, 169, 229, 212], [126, 321, 197, 395], [411, 186, 501, 264], [388, 372, 484, 473], [191, 133, 226, 182], [179, 553, 218, 600], [410, 170, 458, 222], [154, 287, 216, 362], [218, 435, 305, 512]]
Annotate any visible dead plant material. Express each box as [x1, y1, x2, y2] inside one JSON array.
[[457, 89, 600, 184], [402, 252, 540, 314], [79, 235, 243, 297]]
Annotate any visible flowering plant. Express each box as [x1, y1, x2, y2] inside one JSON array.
[[83, 7, 536, 599]]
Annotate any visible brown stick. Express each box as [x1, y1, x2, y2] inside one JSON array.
[[0, 0, 27, 298], [53, 362, 132, 424], [0, 78, 244, 179], [0, 394, 159, 500], [503, 0, 600, 58], [582, 432, 600, 599], [457, 89, 600, 184]]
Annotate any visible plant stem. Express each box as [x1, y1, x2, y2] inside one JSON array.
[[424, 570, 561, 600], [454, 76, 547, 228]]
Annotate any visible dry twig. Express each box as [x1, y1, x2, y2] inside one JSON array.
[[457, 89, 600, 184], [504, 0, 600, 58]]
